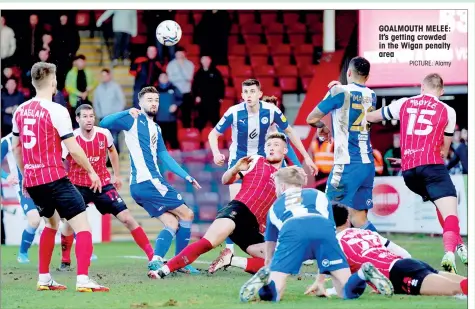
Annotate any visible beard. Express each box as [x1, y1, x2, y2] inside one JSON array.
[[144, 109, 157, 117]]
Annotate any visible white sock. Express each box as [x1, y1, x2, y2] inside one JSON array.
[[38, 273, 51, 283], [230, 256, 247, 269], [162, 265, 171, 275], [77, 275, 89, 283], [357, 268, 366, 280]]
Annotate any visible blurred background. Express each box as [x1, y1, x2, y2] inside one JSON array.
[[1, 9, 468, 245]]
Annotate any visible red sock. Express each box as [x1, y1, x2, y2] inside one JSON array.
[[131, 227, 154, 261], [244, 257, 265, 274], [460, 278, 468, 295], [39, 227, 57, 274], [166, 238, 213, 273], [61, 234, 74, 263], [75, 231, 93, 276], [442, 215, 460, 253]]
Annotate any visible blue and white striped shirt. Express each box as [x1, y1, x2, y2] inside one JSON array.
[[1, 133, 21, 190]]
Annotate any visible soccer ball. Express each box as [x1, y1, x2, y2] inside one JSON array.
[[156, 20, 182, 46]]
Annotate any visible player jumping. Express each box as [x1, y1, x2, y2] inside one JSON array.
[[327, 204, 468, 297], [148, 132, 288, 279], [11, 62, 108, 292], [99, 86, 201, 274], [365, 73, 468, 273], [58, 104, 154, 270], [306, 56, 378, 232], [239, 167, 393, 302]]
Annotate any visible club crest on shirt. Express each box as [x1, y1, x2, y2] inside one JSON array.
[[261, 117, 269, 124], [99, 141, 105, 149]]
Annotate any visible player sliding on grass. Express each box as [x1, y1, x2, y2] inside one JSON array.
[[239, 167, 393, 302], [148, 132, 288, 279], [324, 204, 468, 297]]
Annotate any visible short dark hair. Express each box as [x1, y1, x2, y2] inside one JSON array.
[[138, 86, 159, 100], [242, 78, 261, 89], [31, 62, 56, 89], [74, 54, 86, 61], [332, 202, 349, 227], [266, 132, 287, 143], [101, 68, 110, 74], [175, 46, 186, 52], [75, 104, 94, 117], [349, 56, 370, 77], [422, 73, 444, 90]]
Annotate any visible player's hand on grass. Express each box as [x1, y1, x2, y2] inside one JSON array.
[[88, 172, 102, 193], [186, 176, 202, 190], [213, 153, 226, 166], [327, 80, 342, 88], [304, 281, 329, 298], [111, 175, 123, 191], [128, 108, 141, 119], [387, 157, 401, 165], [6, 174, 19, 186]]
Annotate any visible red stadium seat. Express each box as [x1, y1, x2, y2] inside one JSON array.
[[220, 99, 235, 117], [259, 77, 276, 91], [265, 87, 282, 99], [301, 77, 313, 91], [283, 12, 300, 26], [75, 11, 90, 27], [228, 34, 239, 46], [278, 77, 298, 92], [298, 64, 317, 77], [186, 44, 200, 56], [248, 44, 268, 56], [137, 19, 148, 35], [264, 23, 284, 34], [229, 45, 247, 56], [294, 44, 314, 55], [276, 65, 298, 77], [225, 87, 236, 99], [272, 55, 291, 66], [266, 34, 284, 45], [238, 12, 256, 25], [180, 23, 194, 35], [243, 34, 261, 45], [216, 65, 230, 78], [289, 34, 306, 46], [312, 34, 323, 47], [228, 55, 246, 65], [295, 55, 313, 67], [271, 44, 291, 56], [175, 12, 190, 25], [180, 140, 201, 152], [230, 24, 240, 35], [232, 65, 253, 77], [254, 65, 275, 77], [131, 35, 147, 45], [241, 24, 262, 35], [193, 12, 203, 25], [260, 12, 277, 24], [287, 23, 307, 34], [250, 55, 268, 67], [305, 12, 322, 25], [180, 34, 193, 45], [178, 128, 201, 141], [308, 22, 323, 34]]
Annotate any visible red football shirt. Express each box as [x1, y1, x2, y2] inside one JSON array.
[[63, 127, 114, 187], [337, 228, 402, 279], [235, 155, 278, 232], [12, 99, 74, 187], [382, 94, 456, 171]]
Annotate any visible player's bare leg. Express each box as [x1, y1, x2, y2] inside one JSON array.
[[209, 243, 266, 274], [115, 210, 154, 262], [433, 196, 461, 273], [419, 273, 468, 296], [148, 218, 235, 279], [37, 211, 67, 291], [18, 209, 41, 264], [68, 211, 109, 292]]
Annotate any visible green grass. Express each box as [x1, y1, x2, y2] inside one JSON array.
[[1, 235, 468, 309]]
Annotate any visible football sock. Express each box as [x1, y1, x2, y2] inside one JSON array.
[[460, 278, 468, 295], [75, 231, 93, 276], [19, 224, 37, 254], [231, 256, 247, 269], [343, 272, 367, 299], [154, 226, 175, 258], [61, 234, 74, 263], [164, 238, 213, 274], [175, 220, 192, 255], [244, 257, 265, 274], [258, 280, 279, 301], [360, 220, 378, 232], [437, 210, 464, 245], [442, 215, 460, 253], [131, 226, 154, 261], [38, 227, 56, 274]]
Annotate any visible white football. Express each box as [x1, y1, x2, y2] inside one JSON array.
[[156, 20, 182, 46]]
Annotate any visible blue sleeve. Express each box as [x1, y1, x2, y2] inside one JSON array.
[[317, 89, 345, 115], [99, 110, 134, 132], [215, 110, 233, 134], [156, 128, 190, 180], [1, 139, 9, 162], [1, 169, 9, 179], [273, 107, 289, 130], [264, 212, 279, 242]]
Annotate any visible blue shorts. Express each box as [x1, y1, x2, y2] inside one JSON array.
[[130, 179, 185, 218], [270, 215, 348, 275], [17, 190, 37, 215], [326, 163, 375, 210]]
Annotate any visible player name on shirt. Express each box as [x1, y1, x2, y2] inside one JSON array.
[[19, 108, 46, 118]]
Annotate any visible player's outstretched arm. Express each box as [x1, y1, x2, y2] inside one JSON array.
[[221, 156, 253, 185], [99, 110, 134, 132], [283, 126, 318, 175]]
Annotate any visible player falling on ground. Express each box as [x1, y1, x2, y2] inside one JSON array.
[[11, 62, 108, 292], [239, 167, 393, 302], [307, 56, 378, 232], [57, 104, 154, 270], [1, 133, 41, 264], [325, 204, 468, 297], [100, 86, 201, 274], [148, 132, 288, 279], [365, 73, 468, 273], [208, 78, 317, 253]]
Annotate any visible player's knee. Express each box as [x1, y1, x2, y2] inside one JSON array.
[[162, 216, 179, 232], [182, 207, 194, 221], [118, 211, 139, 230], [28, 215, 41, 229]]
